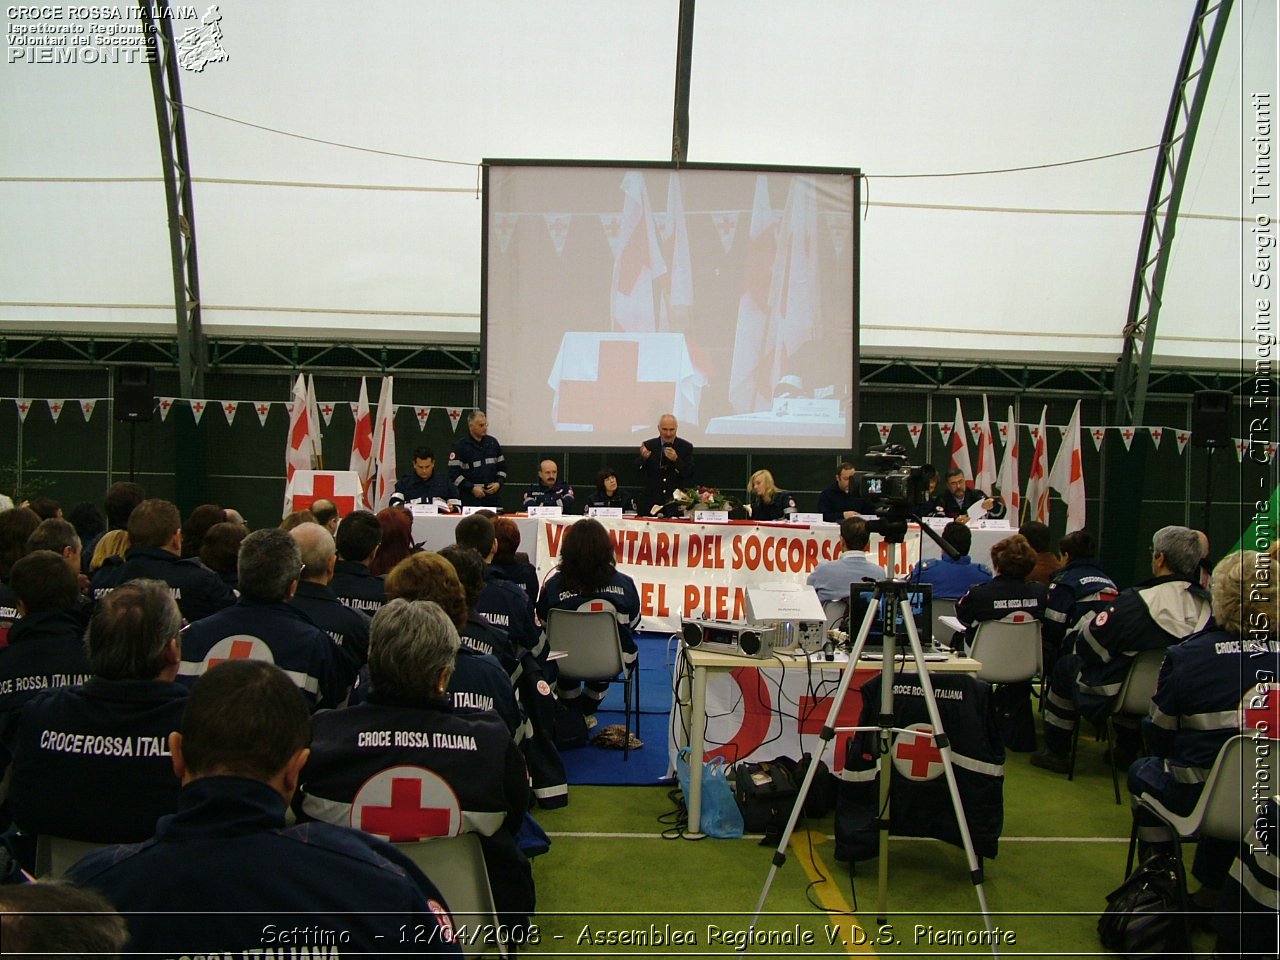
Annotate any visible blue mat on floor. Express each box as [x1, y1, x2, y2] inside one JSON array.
[[559, 633, 678, 787]]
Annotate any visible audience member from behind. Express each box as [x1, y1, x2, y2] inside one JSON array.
[[1018, 521, 1060, 585], [330, 509, 386, 614], [67, 659, 462, 955], [298, 598, 534, 929], [438, 544, 516, 669], [1127, 550, 1280, 917], [288, 522, 370, 675], [308, 498, 340, 534], [81, 481, 145, 572], [1042, 530, 1117, 665], [198, 520, 248, 591], [370, 507, 418, 576], [536, 517, 641, 716], [178, 528, 350, 709], [492, 515, 539, 602], [90, 499, 234, 623], [1034, 524, 1212, 774], [180, 504, 225, 560], [909, 521, 993, 599], [27, 517, 89, 603], [9, 580, 187, 843], [0, 551, 92, 732], [584, 466, 638, 516], [279, 508, 317, 532], [0, 507, 41, 647], [27, 496, 62, 521], [65, 501, 106, 550], [0, 882, 127, 958], [456, 513, 540, 662], [954, 534, 1047, 651], [806, 517, 886, 604], [747, 469, 797, 522], [89, 529, 130, 574]]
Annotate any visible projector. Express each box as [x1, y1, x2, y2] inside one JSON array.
[[680, 619, 779, 659]]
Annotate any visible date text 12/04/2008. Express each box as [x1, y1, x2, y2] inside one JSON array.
[[396, 922, 538, 947]]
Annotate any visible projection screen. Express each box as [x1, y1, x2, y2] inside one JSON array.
[[483, 161, 859, 450]]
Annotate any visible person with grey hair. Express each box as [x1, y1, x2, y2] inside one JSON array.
[[26, 517, 82, 575], [449, 409, 506, 508], [1033, 524, 1213, 773], [1127, 550, 1280, 915], [288, 522, 370, 674], [177, 528, 349, 709], [8, 579, 186, 844], [0, 882, 127, 957], [298, 598, 535, 930]]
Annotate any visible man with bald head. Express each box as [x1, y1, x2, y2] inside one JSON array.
[[288, 522, 370, 675], [636, 413, 695, 516]]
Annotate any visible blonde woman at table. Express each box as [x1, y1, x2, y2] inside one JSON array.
[[747, 469, 797, 522]]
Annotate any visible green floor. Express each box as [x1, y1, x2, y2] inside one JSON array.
[[524, 730, 1219, 957]]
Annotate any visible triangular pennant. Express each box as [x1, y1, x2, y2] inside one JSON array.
[[1235, 438, 1247, 463], [968, 420, 984, 445], [349, 401, 361, 420], [1148, 426, 1163, 449], [1175, 429, 1191, 454], [255, 401, 273, 427], [997, 420, 1010, 443], [599, 213, 624, 259], [318, 400, 336, 428], [938, 421, 954, 443], [1089, 426, 1106, 451], [711, 211, 740, 253], [190, 399, 207, 426], [42, 400, 62, 422], [907, 423, 923, 447], [414, 405, 430, 430], [876, 423, 892, 444], [158, 397, 175, 423], [15, 399, 31, 423], [493, 213, 518, 255], [79, 399, 97, 422], [543, 213, 572, 255], [222, 400, 239, 426], [446, 407, 463, 432], [1119, 426, 1136, 451], [822, 210, 851, 256]]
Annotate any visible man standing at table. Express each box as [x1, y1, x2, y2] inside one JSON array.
[[636, 414, 694, 516], [450, 410, 506, 509]]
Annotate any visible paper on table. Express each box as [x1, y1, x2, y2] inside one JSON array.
[[939, 615, 967, 634]]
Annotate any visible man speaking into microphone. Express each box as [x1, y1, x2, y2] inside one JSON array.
[[636, 413, 695, 516]]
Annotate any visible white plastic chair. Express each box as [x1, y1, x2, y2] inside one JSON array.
[[545, 607, 639, 760], [968, 617, 1042, 684], [395, 833, 509, 959]]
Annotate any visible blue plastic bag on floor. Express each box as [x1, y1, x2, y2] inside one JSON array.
[[676, 747, 744, 838]]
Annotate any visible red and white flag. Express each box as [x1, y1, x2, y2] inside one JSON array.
[[285, 375, 313, 491], [1049, 400, 1086, 532], [1025, 406, 1051, 524], [996, 405, 1020, 513], [659, 170, 693, 327], [728, 175, 779, 413], [948, 399, 973, 484], [610, 171, 666, 334], [306, 374, 324, 468], [972, 394, 997, 494], [765, 175, 819, 392], [372, 376, 397, 511], [348, 377, 374, 510]]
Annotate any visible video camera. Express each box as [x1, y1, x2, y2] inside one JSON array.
[[853, 443, 931, 543]]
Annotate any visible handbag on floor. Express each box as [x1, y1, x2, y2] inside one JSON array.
[[1097, 852, 1187, 959]]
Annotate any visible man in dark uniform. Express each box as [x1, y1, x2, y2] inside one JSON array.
[[391, 445, 456, 510], [522, 459, 576, 513], [816, 461, 874, 524], [909, 521, 993, 599], [635, 413, 695, 517], [79, 480, 144, 574], [288, 521, 371, 676], [178, 528, 351, 710], [1, 507, 44, 648], [297, 598, 534, 930], [8, 579, 187, 843], [455, 514, 540, 663], [1041, 529, 1117, 665], [450, 410, 506, 509], [330, 509, 387, 615], [89, 499, 234, 623], [68, 659, 461, 956], [921, 467, 1006, 522]]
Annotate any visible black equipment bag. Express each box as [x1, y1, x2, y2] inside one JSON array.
[[1097, 853, 1187, 959], [733, 758, 799, 835]]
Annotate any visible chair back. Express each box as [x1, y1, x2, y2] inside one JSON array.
[[1196, 735, 1252, 843], [1113, 647, 1166, 718], [970, 617, 1042, 684], [34, 835, 110, 879], [394, 833, 507, 959], [822, 599, 848, 638], [933, 597, 958, 643], [546, 607, 625, 682]]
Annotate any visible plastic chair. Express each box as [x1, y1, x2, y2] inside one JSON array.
[[968, 616, 1042, 684], [545, 607, 639, 760], [34, 835, 109, 879], [395, 833, 508, 959], [932, 597, 958, 647], [1068, 646, 1165, 803]]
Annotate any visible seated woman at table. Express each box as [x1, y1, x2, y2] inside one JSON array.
[[536, 517, 641, 717], [747, 469, 797, 522], [954, 534, 1047, 653], [583, 467, 638, 515]]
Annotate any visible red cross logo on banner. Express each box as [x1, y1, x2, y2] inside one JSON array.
[[293, 474, 357, 515], [352, 766, 461, 842], [192, 401, 205, 415], [1122, 428, 1134, 442], [1241, 684, 1279, 739], [257, 403, 270, 417], [159, 399, 172, 414], [939, 422, 953, 441], [892, 724, 943, 780], [1092, 428, 1105, 444], [557, 340, 674, 431], [447, 408, 462, 429], [910, 424, 922, 441], [1177, 431, 1189, 446], [998, 423, 1008, 440], [205, 635, 272, 669], [17, 401, 30, 417], [321, 403, 333, 419], [797, 690, 869, 772]]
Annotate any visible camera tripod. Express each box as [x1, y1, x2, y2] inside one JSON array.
[[744, 577, 999, 954]]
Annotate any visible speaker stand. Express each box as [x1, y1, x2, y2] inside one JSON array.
[[1200, 444, 1216, 542], [128, 420, 138, 483]]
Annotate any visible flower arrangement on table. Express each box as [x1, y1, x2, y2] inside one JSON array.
[[667, 486, 742, 517]]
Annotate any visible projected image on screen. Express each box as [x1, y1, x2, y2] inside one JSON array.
[[483, 162, 858, 450]]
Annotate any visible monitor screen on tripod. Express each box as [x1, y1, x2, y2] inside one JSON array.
[[848, 582, 933, 648]]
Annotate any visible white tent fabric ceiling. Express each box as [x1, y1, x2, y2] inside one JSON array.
[[0, 0, 1273, 368]]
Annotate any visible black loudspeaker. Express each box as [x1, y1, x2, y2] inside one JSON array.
[[114, 365, 155, 422], [1190, 390, 1232, 449]]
